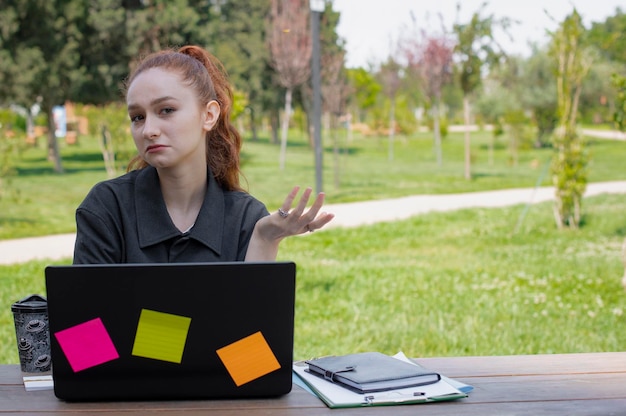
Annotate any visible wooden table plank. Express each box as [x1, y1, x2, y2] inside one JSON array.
[[415, 352, 626, 377], [1, 353, 625, 416]]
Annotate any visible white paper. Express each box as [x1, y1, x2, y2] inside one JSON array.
[[293, 358, 466, 408], [392, 352, 474, 393], [23, 375, 54, 391]]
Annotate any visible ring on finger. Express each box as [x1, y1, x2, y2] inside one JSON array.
[[278, 208, 289, 218]]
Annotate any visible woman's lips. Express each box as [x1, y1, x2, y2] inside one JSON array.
[[146, 144, 167, 153]]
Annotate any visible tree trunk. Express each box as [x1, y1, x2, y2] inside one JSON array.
[[100, 125, 116, 178], [388, 98, 396, 162], [332, 114, 340, 189], [270, 109, 279, 144], [463, 96, 471, 180], [248, 107, 258, 142], [346, 112, 353, 143], [46, 108, 63, 174], [433, 97, 442, 166], [621, 238, 626, 291], [279, 88, 292, 170]]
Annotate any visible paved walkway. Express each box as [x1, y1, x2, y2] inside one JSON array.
[[2, 180, 626, 265], [582, 129, 626, 141]]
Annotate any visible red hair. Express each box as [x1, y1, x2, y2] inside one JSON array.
[[125, 45, 243, 192]]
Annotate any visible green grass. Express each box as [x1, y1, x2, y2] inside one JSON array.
[[1, 194, 625, 363], [1, 128, 625, 363], [285, 194, 626, 359], [1, 129, 625, 239]]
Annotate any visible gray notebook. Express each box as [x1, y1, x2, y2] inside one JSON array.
[[306, 352, 441, 393], [45, 262, 296, 401]]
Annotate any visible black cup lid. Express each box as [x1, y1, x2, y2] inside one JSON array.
[[11, 294, 47, 313]]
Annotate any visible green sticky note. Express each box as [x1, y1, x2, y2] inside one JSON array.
[[132, 309, 191, 363]]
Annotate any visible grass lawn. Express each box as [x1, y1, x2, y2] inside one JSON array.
[[1, 194, 625, 363], [1, 129, 625, 239], [285, 193, 626, 359], [0, 128, 625, 363]]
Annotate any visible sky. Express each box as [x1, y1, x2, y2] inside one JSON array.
[[331, 0, 625, 68]]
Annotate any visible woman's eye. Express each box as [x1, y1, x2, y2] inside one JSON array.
[[161, 107, 175, 115], [130, 114, 144, 123]]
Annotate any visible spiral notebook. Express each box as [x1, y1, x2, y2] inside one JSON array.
[[45, 262, 296, 401]]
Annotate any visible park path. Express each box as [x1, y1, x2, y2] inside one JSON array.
[[2, 180, 626, 265]]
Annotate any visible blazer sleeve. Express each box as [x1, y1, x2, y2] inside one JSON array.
[[73, 192, 125, 264], [235, 196, 270, 261]]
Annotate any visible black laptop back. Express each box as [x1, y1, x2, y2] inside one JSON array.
[[45, 262, 296, 401]]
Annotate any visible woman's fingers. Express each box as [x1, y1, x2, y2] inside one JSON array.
[[275, 186, 334, 235], [304, 212, 335, 232], [278, 186, 301, 215]]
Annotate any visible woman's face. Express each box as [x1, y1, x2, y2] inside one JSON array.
[[126, 68, 219, 170]]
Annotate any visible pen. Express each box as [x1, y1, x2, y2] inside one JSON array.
[[363, 391, 427, 404]]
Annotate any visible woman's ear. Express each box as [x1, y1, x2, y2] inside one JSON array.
[[202, 100, 220, 132]]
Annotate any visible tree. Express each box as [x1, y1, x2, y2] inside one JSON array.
[[404, 31, 454, 165], [558, 9, 626, 126], [453, 2, 512, 179], [205, 0, 274, 142], [125, 0, 202, 57], [549, 10, 592, 229], [613, 73, 626, 130], [0, 109, 25, 200], [377, 58, 402, 161], [346, 68, 381, 125], [75, 102, 132, 177], [0, 0, 94, 174], [611, 73, 626, 290], [321, 50, 348, 188], [73, 0, 133, 105], [0, 0, 200, 175], [578, 59, 623, 125], [268, 0, 312, 170], [475, 58, 525, 165], [317, 3, 348, 188], [519, 46, 558, 147], [587, 7, 626, 64]]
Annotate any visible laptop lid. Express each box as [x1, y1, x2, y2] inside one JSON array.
[[45, 262, 296, 401]]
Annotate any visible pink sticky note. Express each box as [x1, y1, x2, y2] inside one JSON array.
[[54, 317, 119, 372]]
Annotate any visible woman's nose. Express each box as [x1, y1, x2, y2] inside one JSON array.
[[143, 115, 160, 139]]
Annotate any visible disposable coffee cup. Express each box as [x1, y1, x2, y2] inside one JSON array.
[[11, 294, 52, 375]]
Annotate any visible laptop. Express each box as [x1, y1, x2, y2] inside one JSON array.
[[44, 262, 296, 401]]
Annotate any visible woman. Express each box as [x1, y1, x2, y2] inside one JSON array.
[[73, 45, 333, 264]]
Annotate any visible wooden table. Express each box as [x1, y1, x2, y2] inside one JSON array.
[[2, 352, 625, 415]]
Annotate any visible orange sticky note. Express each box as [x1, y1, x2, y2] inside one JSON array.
[[216, 331, 281, 386]]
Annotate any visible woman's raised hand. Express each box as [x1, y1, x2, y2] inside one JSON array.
[[244, 186, 335, 261]]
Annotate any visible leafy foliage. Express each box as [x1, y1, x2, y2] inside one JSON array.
[[549, 10, 592, 229], [346, 68, 381, 123], [403, 31, 455, 165], [208, 0, 274, 141], [587, 7, 626, 64], [612, 73, 626, 130], [0, 110, 26, 201], [74, 103, 134, 177], [452, 2, 512, 179], [517, 47, 558, 147], [452, 3, 511, 96]]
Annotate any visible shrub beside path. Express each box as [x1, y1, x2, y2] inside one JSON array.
[[2, 180, 626, 265]]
